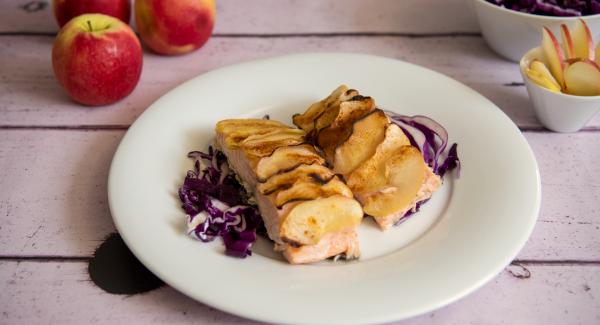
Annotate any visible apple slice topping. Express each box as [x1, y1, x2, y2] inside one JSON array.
[[292, 85, 358, 133], [280, 195, 363, 246], [595, 43, 600, 66], [241, 128, 306, 157], [571, 19, 595, 61], [257, 163, 334, 195], [564, 59, 600, 96], [345, 123, 410, 194], [274, 176, 353, 208], [333, 109, 389, 176], [363, 146, 426, 218], [255, 144, 325, 181], [316, 95, 376, 160], [542, 27, 566, 89]]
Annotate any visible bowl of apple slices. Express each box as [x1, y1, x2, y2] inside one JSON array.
[[520, 19, 600, 133]]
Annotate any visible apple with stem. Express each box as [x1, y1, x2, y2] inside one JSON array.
[[52, 14, 143, 106], [53, 0, 131, 27], [135, 0, 216, 55]]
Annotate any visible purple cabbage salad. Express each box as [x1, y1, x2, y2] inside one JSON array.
[[178, 147, 264, 258], [386, 112, 461, 223], [179, 114, 460, 257], [486, 0, 600, 16]]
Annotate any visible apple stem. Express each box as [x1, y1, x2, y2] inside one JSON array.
[[87, 20, 93, 32]]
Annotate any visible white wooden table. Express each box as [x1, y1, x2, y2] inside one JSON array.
[[1, 1, 599, 324]]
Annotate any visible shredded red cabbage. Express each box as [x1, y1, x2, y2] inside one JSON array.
[[486, 0, 600, 16], [387, 112, 461, 225], [179, 146, 263, 258], [387, 112, 461, 178]]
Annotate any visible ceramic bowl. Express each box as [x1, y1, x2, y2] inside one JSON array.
[[520, 47, 600, 132], [471, 0, 600, 62]]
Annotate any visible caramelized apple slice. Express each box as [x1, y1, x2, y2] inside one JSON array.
[[571, 19, 595, 61], [292, 85, 358, 133], [333, 109, 389, 175], [274, 176, 353, 208], [316, 96, 376, 159], [542, 27, 566, 89], [255, 144, 325, 181], [564, 59, 600, 96], [280, 195, 363, 246], [241, 128, 306, 157], [217, 119, 292, 148], [345, 124, 410, 194], [596, 43, 600, 65], [216, 119, 289, 135], [257, 163, 334, 195], [363, 146, 426, 218]]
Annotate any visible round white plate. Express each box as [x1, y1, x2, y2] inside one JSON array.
[[108, 53, 540, 325]]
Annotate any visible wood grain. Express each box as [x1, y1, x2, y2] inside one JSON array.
[[1, 130, 599, 260], [0, 0, 480, 34], [2, 36, 599, 128], [1, 261, 598, 324]]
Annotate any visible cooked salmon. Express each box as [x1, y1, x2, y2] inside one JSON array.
[[215, 119, 363, 264]]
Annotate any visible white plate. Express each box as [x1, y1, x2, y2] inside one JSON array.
[[108, 53, 540, 324]]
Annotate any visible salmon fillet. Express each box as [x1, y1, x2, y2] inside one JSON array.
[[215, 120, 363, 264]]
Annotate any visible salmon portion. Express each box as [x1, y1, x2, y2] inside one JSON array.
[[293, 86, 443, 230], [215, 119, 363, 264]]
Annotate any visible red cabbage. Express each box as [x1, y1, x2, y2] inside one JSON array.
[[386, 112, 461, 178], [387, 112, 461, 226], [486, 0, 600, 16], [179, 146, 263, 258]]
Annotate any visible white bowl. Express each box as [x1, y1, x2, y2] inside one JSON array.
[[520, 47, 600, 132], [471, 0, 600, 62]]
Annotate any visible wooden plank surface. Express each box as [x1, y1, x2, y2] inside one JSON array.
[[1, 261, 598, 324], [0, 0, 480, 34], [1, 130, 599, 260], [2, 35, 600, 128]]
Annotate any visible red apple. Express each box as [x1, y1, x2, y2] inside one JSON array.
[[52, 14, 143, 106], [53, 0, 131, 27], [135, 0, 215, 55]]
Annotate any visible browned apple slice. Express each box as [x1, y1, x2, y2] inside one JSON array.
[[274, 176, 353, 208], [280, 195, 363, 246], [345, 124, 410, 194], [316, 96, 376, 159], [363, 146, 426, 218], [255, 144, 325, 181], [564, 59, 600, 96], [216, 119, 292, 148], [257, 163, 335, 195], [241, 128, 306, 157], [216, 119, 290, 135], [333, 109, 389, 175], [292, 85, 358, 133]]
